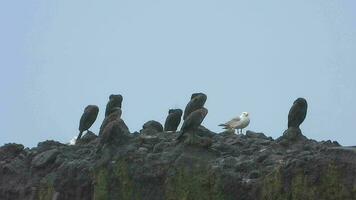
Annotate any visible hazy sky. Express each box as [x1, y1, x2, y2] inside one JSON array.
[[1, 1, 355, 147]]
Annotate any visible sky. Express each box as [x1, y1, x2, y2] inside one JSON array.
[[0, 0, 355, 147]]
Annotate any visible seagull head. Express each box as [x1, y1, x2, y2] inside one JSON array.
[[241, 112, 249, 117]]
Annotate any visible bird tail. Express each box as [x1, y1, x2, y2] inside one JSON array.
[[175, 131, 185, 143], [219, 124, 228, 129], [76, 131, 84, 143]]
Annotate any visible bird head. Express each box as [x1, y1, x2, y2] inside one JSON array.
[[109, 94, 123, 101], [241, 112, 249, 117], [294, 98, 307, 105], [191, 92, 206, 100]]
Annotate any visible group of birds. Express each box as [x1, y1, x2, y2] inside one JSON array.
[[77, 93, 308, 145], [76, 92, 211, 144]]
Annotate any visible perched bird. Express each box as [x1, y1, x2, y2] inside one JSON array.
[[219, 112, 250, 134], [288, 98, 308, 128], [105, 94, 123, 117], [77, 105, 99, 141], [191, 93, 206, 100], [177, 107, 208, 141], [100, 119, 121, 146], [99, 107, 122, 137], [183, 93, 207, 120], [164, 109, 183, 131], [100, 118, 130, 146]]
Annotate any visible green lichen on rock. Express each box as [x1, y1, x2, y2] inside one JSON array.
[[93, 167, 110, 200], [318, 164, 352, 200], [289, 170, 316, 200], [113, 159, 140, 200], [165, 167, 224, 200], [37, 175, 55, 200], [261, 163, 356, 200], [93, 159, 140, 200], [260, 167, 286, 200]]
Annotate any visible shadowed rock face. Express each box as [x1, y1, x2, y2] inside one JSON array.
[[0, 128, 354, 200], [142, 120, 164, 133]]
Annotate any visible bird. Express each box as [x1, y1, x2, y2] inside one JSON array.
[[164, 109, 183, 132], [183, 93, 207, 120], [288, 98, 308, 128], [99, 107, 131, 146], [99, 107, 122, 137], [105, 94, 123, 117], [100, 119, 121, 146], [77, 105, 99, 142], [219, 112, 250, 134], [191, 92, 206, 100], [177, 107, 208, 141]]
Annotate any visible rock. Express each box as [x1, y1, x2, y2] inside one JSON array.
[[277, 127, 308, 146], [196, 126, 215, 138], [75, 131, 98, 145], [137, 147, 148, 153], [246, 131, 269, 140], [36, 140, 65, 152], [31, 149, 59, 168], [249, 170, 260, 179], [322, 140, 341, 147], [0, 126, 356, 200], [139, 135, 160, 146], [0, 143, 24, 160], [153, 142, 173, 153], [132, 131, 140, 137], [141, 120, 163, 134]]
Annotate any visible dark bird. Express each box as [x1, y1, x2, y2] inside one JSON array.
[[288, 98, 308, 128], [77, 105, 99, 141], [164, 109, 183, 131], [100, 119, 121, 146], [105, 94, 123, 117], [177, 107, 208, 141], [191, 93, 206, 100], [99, 107, 122, 137], [100, 112, 129, 146], [183, 93, 207, 120]]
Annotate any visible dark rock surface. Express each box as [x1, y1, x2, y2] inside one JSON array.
[[140, 120, 164, 135], [0, 128, 355, 200]]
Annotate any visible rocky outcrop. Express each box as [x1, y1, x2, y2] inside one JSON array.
[[0, 128, 355, 200]]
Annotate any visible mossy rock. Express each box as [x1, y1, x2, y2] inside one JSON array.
[[37, 175, 56, 200], [93, 160, 140, 200], [260, 163, 356, 200], [165, 167, 225, 200]]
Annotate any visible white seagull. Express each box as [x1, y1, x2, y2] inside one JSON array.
[[219, 112, 250, 134]]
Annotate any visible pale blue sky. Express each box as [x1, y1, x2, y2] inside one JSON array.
[[1, 1, 355, 147]]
